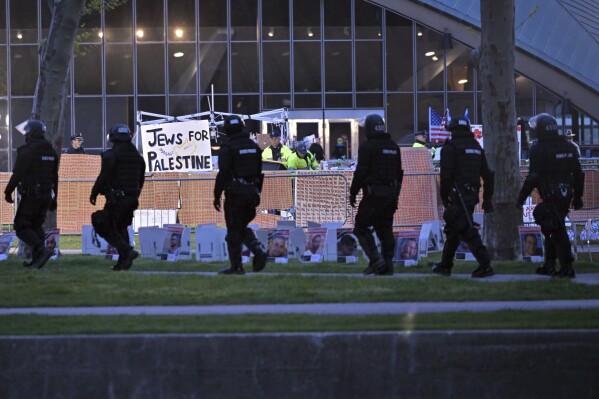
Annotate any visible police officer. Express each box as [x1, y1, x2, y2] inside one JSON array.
[[287, 141, 320, 170], [350, 114, 403, 276], [517, 113, 584, 278], [66, 133, 86, 154], [90, 124, 145, 271], [432, 117, 495, 278], [214, 115, 268, 275], [412, 130, 436, 158], [262, 130, 292, 167], [4, 120, 58, 269]]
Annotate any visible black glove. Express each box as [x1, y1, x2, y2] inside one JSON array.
[[90, 194, 97, 206], [349, 195, 357, 208], [49, 198, 57, 211], [572, 197, 583, 210], [482, 199, 493, 213], [213, 198, 221, 212], [5, 192, 13, 204]]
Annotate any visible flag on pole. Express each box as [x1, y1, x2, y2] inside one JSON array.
[[429, 107, 451, 143], [464, 107, 470, 123]]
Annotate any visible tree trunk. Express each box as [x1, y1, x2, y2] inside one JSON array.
[[31, 0, 87, 229], [479, 0, 521, 260]]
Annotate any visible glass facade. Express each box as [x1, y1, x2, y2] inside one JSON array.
[[1, 0, 597, 169]]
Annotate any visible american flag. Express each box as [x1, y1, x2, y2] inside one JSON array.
[[429, 107, 450, 143]]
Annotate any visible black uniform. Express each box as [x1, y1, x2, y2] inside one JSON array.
[[214, 117, 267, 274], [434, 118, 495, 278], [350, 115, 403, 276], [65, 146, 85, 154], [4, 124, 58, 269], [90, 139, 145, 270], [517, 134, 584, 277]]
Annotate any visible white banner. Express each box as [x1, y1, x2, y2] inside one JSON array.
[[141, 120, 212, 173]]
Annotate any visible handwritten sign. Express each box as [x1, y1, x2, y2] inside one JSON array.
[[141, 120, 212, 173]]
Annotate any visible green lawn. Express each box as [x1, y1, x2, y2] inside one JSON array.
[[0, 254, 597, 335]]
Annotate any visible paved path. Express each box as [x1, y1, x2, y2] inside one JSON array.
[[2, 300, 599, 316]]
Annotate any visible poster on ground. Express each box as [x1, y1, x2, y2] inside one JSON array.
[[336, 229, 358, 263], [266, 229, 289, 263], [302, 228, 327, 262], [0, 232, 16, 261], [44, 228, 60, 260], [519, 226, 544, 263], [393, 230, 420, 267]]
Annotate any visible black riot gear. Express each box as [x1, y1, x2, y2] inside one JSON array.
[[351, 116, 403, 276], [109, 124, 133, 143], [24, 119, 47, 139], [4, 124, 58, 269], [528, 113, 558, 140], [223, 115, 245, 135], [214, 126, 267, 275], [91, 124, 145, 271], [433, 123, 495, 278], [517, 113, 584, 278], [360, 114, 386, 135], [446, 116, 471, 133]]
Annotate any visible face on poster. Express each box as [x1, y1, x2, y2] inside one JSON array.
[[521, 232, 543, 257], [395, 237, 418, 261], [44, 229, 60, 259], [337, 229, 358, 262], [267, 230, 289, 259]]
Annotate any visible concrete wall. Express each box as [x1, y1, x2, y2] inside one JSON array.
[[1, 330, 599, 398]]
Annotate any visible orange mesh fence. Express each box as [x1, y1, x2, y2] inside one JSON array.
[[139, 172, 180, 209], [57, 155, 102, 234], [260, 172, 293, 211], [395, 148, 439, 227], [0, 173, 15, 227], [178, 172, 224, 227], [294, 171, 351, 227]]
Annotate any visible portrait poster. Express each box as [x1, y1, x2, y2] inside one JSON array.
[[105, 244, 119, 261], [393, 230, 420, 267], [266, 229, 289, 263], [336, 228, 358, 263], [44, 228, 60, 260], [160, 226, 185, 262], [82, 225, 108, 256], [302, 228, 327, 262], [0, 232, 16, 261], [519, 226, 544, 263]]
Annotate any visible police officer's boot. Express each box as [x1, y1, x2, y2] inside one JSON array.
[[375, 257, 394, 276], [355, 231, 384, 275], [119, 248, 139, 271], [219, 243, 245, 275], [30, 244, 53, 270], [431, 245, 456, 276], [471, 248, 494, 278], [554, 262, 576, 279], [246, 238, 267, 273], [536, 258, 556, 276]]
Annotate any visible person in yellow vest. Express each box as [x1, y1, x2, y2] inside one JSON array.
[[412, 130, 436, 158], [262, 130, 292, 167], [287, 141, 320, 171]]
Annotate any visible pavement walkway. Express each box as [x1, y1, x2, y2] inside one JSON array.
[[1, 271, 598, 317]]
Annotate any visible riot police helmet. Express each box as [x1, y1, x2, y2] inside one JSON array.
[[528, 113, 558, 139], [359, 114, 386, 135], [24, 120, 47, 139], [223, 114, 245, 135], [109, 123, 133, 142], [446, 117, 471, 133]]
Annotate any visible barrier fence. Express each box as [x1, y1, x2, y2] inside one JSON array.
[[0, 152, 598, 234]]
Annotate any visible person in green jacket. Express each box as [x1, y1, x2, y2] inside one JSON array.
[[287, 141, 320, 171], [262, 130, 292, 167]]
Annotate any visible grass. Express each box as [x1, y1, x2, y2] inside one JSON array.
[[0, 253, 597, 335]]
